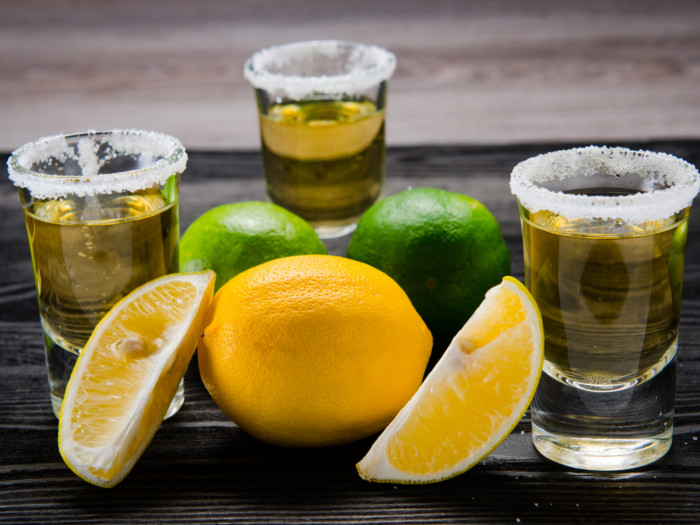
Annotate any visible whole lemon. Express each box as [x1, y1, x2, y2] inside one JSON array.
[[198, 255, 432, 447], [347, 187, 510, 347], [180, 201, 326, 291]]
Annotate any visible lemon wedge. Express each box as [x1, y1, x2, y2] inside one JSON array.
[[357, 276, 544, 483], [58, 271, 215, 488]]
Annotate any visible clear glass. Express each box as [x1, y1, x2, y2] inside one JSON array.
[[7, 129, 187, 418], [510, 146, 700, 471], [244, 40, 396, 238]]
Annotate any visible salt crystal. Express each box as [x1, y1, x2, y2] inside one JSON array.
[[244, 40, 396, 100], [7, 129, 187, 200], [510, 146, 700, 224], [76, 136, 101, 178]]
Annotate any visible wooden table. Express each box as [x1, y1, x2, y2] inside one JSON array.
[[2, 142, 700, 524]]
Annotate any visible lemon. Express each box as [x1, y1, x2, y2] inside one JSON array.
[[198, 255, 432, 447], [347, 187, 511, 348], [180, 201, 326, 291], [356, 276, 543, 483], [58, 271, 216, 488]]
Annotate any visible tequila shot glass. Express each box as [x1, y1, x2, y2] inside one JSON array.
[[7, 129, 186, 418], [511, 146, 700, 471], [244, 40, 396, 238]]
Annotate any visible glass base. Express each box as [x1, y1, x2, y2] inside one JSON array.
[[45, 332, 185, 420], [532, 425, 672, 471], [314, 221, 357, 239], [531, 357, 675, 471]]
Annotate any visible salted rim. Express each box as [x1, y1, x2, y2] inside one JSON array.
[[509, 146, 700, 223], [243, 40, 396, 99], [7, 129, 187, 200]]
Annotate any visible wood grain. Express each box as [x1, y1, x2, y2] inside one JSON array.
[[1, 0, 700, 151], [2, 141, 700, 523]]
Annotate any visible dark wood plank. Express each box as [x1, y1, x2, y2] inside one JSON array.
[[2, 142, 700, 524]]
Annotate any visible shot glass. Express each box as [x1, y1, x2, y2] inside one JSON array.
[[7, 129, 187, 418], [244, 40, 396, 238], [510, 146, 700, 471]]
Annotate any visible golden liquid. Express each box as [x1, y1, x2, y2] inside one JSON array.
[[260, 100, 385, 225], [522, 194, 688, 388], [24, 189, 179, 353]]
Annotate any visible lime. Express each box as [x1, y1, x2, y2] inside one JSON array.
[[180, 201, 326, 291], [347, 188, 510, 347]]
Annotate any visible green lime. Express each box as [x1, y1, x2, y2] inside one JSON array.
[[347, 187, 510, 347], [180, 201, 326, 291]]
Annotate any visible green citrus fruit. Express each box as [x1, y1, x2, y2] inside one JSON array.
[[347, 188, 510, 347], [180, 201, 326, 291]]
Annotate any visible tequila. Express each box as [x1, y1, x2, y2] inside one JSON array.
[[26, 190, 178, 348], [522, 193, 687, 390], [260, 100, 385, 231]]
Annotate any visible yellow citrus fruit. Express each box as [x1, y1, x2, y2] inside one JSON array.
[[357, 276, 543, 483], [58, 271, 216, 488], [347, 187, 511, 347], [198, 255, 433, 447], [180, 201, 326, 292]]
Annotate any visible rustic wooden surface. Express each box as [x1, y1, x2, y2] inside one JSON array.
[[2, 141, 700, 524], [2, 0, 700, 152]]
